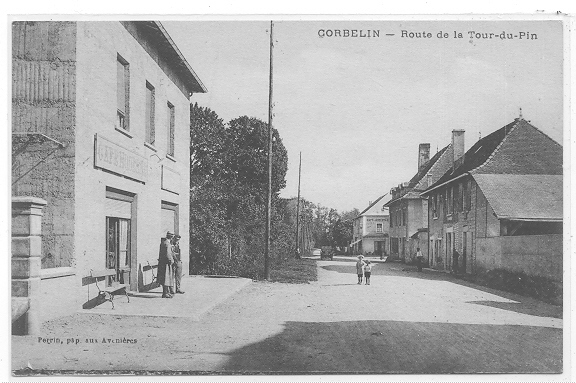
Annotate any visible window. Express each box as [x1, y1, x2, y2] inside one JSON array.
[[447, 187, 453, 215], [376, 223, 383, 233], [161, 201, 179, 238], [116, 55, 129, 130], [455, 184, 462, 212], [432, 194, 438, 218], [464, 179, 472, 211], [402, 208, 406, 226], [145, 82, 155, 145], [167, 102, 175, 156]]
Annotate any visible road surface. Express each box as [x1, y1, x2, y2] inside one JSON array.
[[12, 257, 562, 374]]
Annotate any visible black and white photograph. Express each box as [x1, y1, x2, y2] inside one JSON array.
[[6, 11, 571, 379]]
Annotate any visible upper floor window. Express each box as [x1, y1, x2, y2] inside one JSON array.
[[455, 184, 462, 212], [432, 194, 438, 218], [446, 187, 453, 215], [167, 102, 175, 157], [376, 223, 383, 233], [461, 182, 466, 212], [464, 179, 472, 211], [116, 55, 129, 131], [145, 82, 156, 145]]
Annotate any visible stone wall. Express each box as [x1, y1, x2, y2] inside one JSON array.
[[12, 197, 46, 335], [476, 234, 562, 282], [12, 21, 77, 269]]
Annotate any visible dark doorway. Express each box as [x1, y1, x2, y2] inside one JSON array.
[[106, 216, 131, 287]]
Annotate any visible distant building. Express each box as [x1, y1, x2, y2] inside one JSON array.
[[351, 195, 390, 256], [421, 118, 562, 281], [385, 142, 454, 263], [12, 21, 206, 323]]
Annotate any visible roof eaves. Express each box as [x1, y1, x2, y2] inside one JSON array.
[[154, 22, 208, 94], [358, 193, 388, 216], [421, 173, 469, 196], [500, 217, 563, 222]]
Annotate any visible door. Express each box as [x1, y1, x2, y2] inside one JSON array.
[[374, 241, 383, 256], [462, 232, 467, 274], [466, 232, 474, 274], [106, 217, 131, 287], [446, 233, 452, 271], [429, 239, 434, 267]]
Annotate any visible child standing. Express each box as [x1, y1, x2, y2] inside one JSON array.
[[356, 255, 366, 284], [364, 260, 374, 285]]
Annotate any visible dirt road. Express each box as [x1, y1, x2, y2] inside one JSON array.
[[12, 258, 562, 374]]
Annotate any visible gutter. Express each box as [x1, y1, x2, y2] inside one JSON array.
[[500, 217, 563, 222]]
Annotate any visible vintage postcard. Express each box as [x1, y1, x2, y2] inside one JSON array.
[[7, 14, 570, 380]]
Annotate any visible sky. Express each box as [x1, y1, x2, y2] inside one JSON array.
[[163, 19, 564, 213]]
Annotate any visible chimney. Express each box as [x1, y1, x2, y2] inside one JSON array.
[[418, 143, 430, 171], [452, 130, 465, 169]]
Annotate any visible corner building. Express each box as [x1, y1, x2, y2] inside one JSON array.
[[12, 21, 206, 321]]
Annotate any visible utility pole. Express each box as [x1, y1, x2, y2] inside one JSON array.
[[264, 20, 274, 280], [295, 151, 302, 259]]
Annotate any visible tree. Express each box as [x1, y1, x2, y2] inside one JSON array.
[[332, 218, 352, 248], [189, 106, 289, 278]]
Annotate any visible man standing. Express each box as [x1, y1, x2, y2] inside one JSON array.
[[158, 231, 175, 298], [172, 234, 185, 294], [452, 250, 460, 275], [416, 247, 424, 272]]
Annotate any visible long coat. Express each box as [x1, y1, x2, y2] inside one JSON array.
[[157, 238, 175, 287]]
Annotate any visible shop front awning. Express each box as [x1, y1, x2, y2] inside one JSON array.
[[349, 239, 362, 247]]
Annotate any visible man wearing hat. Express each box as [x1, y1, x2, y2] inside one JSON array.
[[158, 231, 176, 298], [171, 234, 185, 294]]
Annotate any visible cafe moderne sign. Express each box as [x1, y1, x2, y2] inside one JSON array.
[[94, 134, 148, 183]]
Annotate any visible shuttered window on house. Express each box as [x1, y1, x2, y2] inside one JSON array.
[[145, 82, 155, 145], [116, 55, 129, 130], [167, 102, 175, 156]]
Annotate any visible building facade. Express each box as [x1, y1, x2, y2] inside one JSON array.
[[12, 21, 206, 321], [422, 118, 562, 281], [386, 142, 454, 263], [351, 195, 390, 256]]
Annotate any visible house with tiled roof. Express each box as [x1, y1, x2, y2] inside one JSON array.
[[421, 117, 562, 282], [350, 194, 390, 256], [384, 142, 454, 263]]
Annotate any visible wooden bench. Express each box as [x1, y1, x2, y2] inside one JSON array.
[[88, 269, 130, 309], [142, 261, 158, 285]]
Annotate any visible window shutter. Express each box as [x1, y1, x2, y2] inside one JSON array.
[[117, 60, 125, 114]]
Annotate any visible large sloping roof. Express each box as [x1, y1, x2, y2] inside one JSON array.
[[431, 120, 512, 187], [473, 174, 562, 221], [424, 119, 562, 195], [473, 119, 562, 175], [358, 193, 388, 216]]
